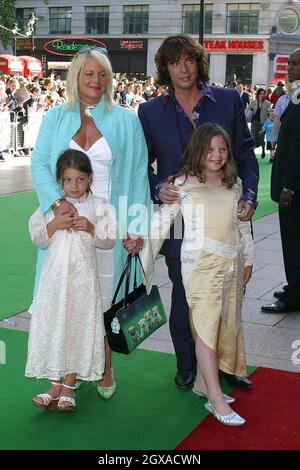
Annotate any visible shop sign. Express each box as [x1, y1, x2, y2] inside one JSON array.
[[120, 40, 144, 50], [44, 37, 107, 56], [203, 39, 265, 53], [273, 55, 288, 84]]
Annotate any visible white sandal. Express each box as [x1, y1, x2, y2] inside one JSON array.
[[32, 381, 61, 410], [57, 383, 76, 411]]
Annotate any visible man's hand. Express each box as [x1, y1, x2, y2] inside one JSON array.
[[159, 176, 180, 204], [122, 233, 144, 256], [238, 201, 254, 221], [279, 190, 293, 211]]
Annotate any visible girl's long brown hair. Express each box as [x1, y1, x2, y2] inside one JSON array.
[[174, 123, 237, 188]]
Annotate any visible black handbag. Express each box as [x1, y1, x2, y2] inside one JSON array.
[[104, 254, 167, 354]]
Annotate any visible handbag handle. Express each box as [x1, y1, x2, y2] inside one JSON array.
[[111, 253, 146, 307], [111, 254, 132, 306]]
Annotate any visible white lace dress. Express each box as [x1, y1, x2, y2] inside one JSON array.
[[25, 194, 117, 381]]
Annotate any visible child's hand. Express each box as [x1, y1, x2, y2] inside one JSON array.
[[72, 216, 94, 236], [243, 265, 253, 287]]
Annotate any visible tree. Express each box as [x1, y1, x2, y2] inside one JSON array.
[[0, 0, 17, 50]]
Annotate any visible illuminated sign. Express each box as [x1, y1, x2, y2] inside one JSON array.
[[273, 55, 288, 84], [120, 40, 144, 50], [203, 39, 265, 53], [44, 37, 107, 56]]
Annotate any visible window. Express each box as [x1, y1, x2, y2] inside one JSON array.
[[183, 4, 213, 35], [123, 5, 149, 34], [86, 6, 109, 34], [16, 8, 36, 32], [49, 7, 72, 34], [278, 9, 299, 34], [227, 3, 259, 35]]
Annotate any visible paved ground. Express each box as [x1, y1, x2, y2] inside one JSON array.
[[1, 155, 299, 373]]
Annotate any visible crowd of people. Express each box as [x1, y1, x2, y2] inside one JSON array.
[[0, 61, 292, 164], [2, 34, 299, 428]]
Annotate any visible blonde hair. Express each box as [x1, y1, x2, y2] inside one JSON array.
[[66, 50, 114, 110]]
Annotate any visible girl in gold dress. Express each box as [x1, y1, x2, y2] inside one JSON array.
[[141, 123, 254, 426]]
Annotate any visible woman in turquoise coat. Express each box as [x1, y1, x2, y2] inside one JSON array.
[[30, 46, 150, 405]]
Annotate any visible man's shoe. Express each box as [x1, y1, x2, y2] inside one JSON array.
[[273, 290, 285, 299], [175, 370, 194, 389], [220, 371, 253, 388], [261, 300, 291, 313]]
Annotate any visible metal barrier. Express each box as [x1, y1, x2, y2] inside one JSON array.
[[0, 111, 11, 152], [1, 109, 43, 156], [23, 108, 44, 150]]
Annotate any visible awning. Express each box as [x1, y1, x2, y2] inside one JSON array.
[[0, 54, 24, 73], [18, 56, 42, 77], [47, 61, 71, 70]]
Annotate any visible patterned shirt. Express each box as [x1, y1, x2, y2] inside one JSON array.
[[162, 83, 216, 153]]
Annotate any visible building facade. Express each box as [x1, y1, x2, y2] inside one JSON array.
[[8, 0, 300, 85]]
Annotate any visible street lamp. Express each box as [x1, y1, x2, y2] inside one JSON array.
[[25, 12, 36, 56], [12, 23, 18, 56], [198, 0, 205, 44]]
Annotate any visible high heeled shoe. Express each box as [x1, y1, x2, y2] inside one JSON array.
[[193, 386, 235, 404], [97, 368, 116, 400], [204, 402, 245, 426]]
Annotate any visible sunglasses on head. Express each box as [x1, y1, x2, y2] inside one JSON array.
[[77, 45, 108, 56]]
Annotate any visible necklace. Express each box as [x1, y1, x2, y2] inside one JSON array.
[[80, 99, 99, 118]]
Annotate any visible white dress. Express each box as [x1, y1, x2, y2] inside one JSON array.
[[25, 194, 117, 381]]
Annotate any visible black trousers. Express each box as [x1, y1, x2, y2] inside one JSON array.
[[165, 256, 196, 373], [279, 196, 300, 308]]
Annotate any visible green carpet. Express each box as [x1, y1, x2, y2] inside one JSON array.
[[0, 328, 255, 450], [253, 154, 277, 221], [0, 328, 207, 450], [0, 192, 38, 320]]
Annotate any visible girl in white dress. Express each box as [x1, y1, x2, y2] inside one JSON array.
[[141, 123, 254, 426], [26, 149, 117, 411]]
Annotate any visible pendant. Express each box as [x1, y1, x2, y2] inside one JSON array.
[[84, 105, 94, 118]]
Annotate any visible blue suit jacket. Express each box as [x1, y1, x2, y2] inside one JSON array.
[[138, 86, 259, 257]]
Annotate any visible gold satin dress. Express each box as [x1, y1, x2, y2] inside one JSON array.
[[181, 183, 250, 378], [141, 178, 254, 378]]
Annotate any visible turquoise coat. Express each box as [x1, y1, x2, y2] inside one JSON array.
[[31, 97, 151, 296]]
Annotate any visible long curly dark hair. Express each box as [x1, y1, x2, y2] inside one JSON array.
[[174, 123, 237, 188], [155, 34, 209, 87]]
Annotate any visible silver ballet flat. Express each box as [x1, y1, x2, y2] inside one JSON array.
[[204, 402, 246, 426], [193, 386, 236, 404]]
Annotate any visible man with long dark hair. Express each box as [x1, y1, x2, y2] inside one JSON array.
[[138, 34, 258, 390]]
